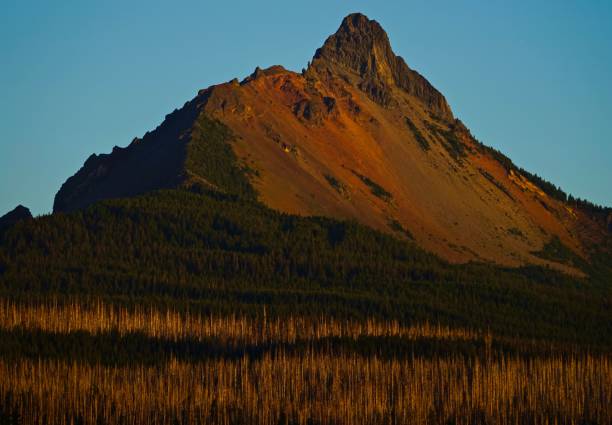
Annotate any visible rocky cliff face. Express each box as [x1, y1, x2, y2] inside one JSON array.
[[52, 13, 609, 272]]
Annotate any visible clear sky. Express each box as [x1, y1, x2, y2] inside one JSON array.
[[1, 0, 610, 216]]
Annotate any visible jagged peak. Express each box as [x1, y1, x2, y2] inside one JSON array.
[[312, 13, 393, 78], [241, 65, 290, 85], [310, 13, 453, 120], [330, 13, 388, 46]]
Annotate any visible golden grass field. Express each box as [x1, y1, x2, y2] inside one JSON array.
[[0, 300, 610, 424]]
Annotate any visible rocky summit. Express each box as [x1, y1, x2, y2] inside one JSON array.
[[309, 13, 452, 117]]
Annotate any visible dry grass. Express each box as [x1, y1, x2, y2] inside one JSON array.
[[1, 354, 610, 425], [0, 299, 481, 346], [0, 299, 610, 424]]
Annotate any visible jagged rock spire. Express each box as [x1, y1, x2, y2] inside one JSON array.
[[310, 13, 453, 120]]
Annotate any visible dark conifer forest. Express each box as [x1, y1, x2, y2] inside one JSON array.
[[1, 187, 611, 348]]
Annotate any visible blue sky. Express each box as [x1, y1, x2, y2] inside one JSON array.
[[1, 0, 610, 215]]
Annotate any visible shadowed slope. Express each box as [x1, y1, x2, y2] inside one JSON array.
[[53, 98, 201, 212]]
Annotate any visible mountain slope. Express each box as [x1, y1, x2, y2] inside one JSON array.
[[53, 13, 610, 273]]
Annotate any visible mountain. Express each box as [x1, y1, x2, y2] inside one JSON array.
[[53, 13, 609, 274], [0, 205, 32, 230]]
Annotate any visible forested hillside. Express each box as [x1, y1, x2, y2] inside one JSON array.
[[1, 188, 611, 348]]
